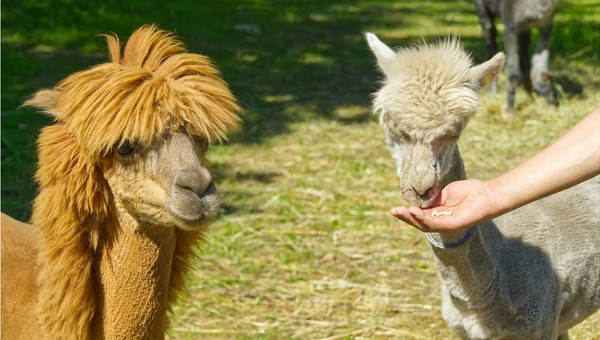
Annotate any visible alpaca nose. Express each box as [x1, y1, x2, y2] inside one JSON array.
[[201, 181, 217, 197], [407, 176, 439, 207], [411, 184, 434, 199], [174, 169, 214, 197], [413, 185, 435, 200]]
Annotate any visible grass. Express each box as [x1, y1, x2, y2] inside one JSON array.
[[168, 102, 600, 339], [2, 0, 599, 338]]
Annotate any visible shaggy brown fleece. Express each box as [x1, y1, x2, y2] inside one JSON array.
[[1, 213, 45, 339], [2, 24, 240, 339]]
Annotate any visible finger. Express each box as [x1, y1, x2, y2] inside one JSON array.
[[390, 206, 405, 218], [402, 207, 440, 231], [408, 212, 438, 232], [390, 207, 418, 225], [390, 207, 428, 229], [390, 207, 457, 233]]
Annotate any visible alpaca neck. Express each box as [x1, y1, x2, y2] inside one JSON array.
[[428, 147, 472, 246], [440, 147, 466, 189], [93, 204, 175, 339], [427, 147, 501, 303]]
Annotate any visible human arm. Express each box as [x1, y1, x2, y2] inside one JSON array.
[[391, 106, 600, 233]]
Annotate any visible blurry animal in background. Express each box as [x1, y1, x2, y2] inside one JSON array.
[[473, 0, 560, 115]]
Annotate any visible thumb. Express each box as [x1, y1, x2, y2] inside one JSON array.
[[428, 188, 449, 208]]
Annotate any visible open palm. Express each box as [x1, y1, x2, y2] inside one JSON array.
[[391, 179, 496, 233]]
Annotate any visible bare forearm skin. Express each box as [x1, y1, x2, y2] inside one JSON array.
[[488, 106, 600, 217]]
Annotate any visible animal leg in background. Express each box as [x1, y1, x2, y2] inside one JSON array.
[[503, 25, 531, 115], [474, 0, 499, 93], [518, 30, 532, 94], [473, 0, 560, 114], [531, 24, 556, 105]]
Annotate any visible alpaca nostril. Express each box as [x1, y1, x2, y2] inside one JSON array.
[[174, 169, 211, 196], [420, 186, 435, 199], [411, 185, 427, 197], [201, 181, 217, 197], [177, 182, 199, 194]]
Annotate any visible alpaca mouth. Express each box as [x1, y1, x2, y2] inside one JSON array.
[[168, 181, 222, 228], [404, 184, 440, 208], [415, 196, 436, 209], [170, 205, 219, 230], [174, 213, 217, 230], [419, 186, 440, 208]]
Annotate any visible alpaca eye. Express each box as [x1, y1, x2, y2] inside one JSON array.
[[392, 129, 411, 141], [191, 136, 209, 152], [198, 139, 209, 152], [442, 133, 459, 142], [117, 141, 137, 155]]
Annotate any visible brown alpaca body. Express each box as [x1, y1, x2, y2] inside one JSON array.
[[1, 214, 45, 339], [1, 25, 240, 339], [2, 212, 201, 339]]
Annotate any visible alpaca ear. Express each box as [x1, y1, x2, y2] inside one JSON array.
[[365, 32, 396, 76], [22, 89, 61, 117], [468, 52, 505, 91]]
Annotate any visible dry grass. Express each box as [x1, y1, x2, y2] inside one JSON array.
[[167, 81, 600, 338], [170, 117, 451, 339], [165, 3, 600, 337], [2, 1, 597, 338]]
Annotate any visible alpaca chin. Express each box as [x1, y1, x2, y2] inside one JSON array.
[[168, 193, 221, 230], [175, 213, 217, 231]]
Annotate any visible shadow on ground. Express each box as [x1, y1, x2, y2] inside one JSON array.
[[2, 0, 596, 219]]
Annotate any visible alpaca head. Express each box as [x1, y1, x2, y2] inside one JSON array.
[[99, 129, 221, 230], [27, 25, 242, 231], [366, 33, 504, 208]]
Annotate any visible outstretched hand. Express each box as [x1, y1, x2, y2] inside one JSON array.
[[390, 179, 497, 233]]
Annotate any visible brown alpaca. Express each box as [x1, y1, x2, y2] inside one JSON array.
[[1, 25, 241, 339]]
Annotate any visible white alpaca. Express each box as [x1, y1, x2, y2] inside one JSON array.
[[366, 32, 600, 339]]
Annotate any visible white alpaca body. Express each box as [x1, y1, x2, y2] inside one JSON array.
[[366, 32, 600, 339], [436, 177, 600, 340]]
